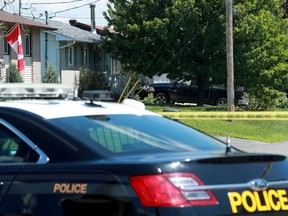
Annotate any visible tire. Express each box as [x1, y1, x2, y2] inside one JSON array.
[[155, 93, 170, 105], [215, 98, 227, 106]]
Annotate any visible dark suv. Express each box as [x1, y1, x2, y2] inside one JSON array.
[[141, 80, 247, 106]]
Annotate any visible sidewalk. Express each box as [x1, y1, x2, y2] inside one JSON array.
[[217, 137, 288, 155]]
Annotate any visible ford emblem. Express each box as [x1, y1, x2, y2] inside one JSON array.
[[248, 178, 268, 191]]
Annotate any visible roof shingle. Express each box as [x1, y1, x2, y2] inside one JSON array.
[[0, 10, 57, 30], [34, 19, 101, 42]]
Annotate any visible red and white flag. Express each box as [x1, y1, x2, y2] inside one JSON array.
[[5, 24, 25, 72]]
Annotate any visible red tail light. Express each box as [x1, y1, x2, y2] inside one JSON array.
[[130, 172, 218, 207]]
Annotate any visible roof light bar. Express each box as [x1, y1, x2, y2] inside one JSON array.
[[82, 90, 115, 102], [0, 83, 72, 99]]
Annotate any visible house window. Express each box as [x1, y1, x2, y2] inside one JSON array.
[[3, 32, 9, 55], [68, 47, 74, 66], [24, 34, 31, 57], [83, 47, 88, 65]]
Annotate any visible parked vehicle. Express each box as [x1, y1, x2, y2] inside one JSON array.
[[142, 80, 247, 106]]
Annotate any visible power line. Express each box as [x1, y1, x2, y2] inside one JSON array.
[[21, 0, 83, 10], [51, 0, 101, 17], [6, 0, 105, 18]]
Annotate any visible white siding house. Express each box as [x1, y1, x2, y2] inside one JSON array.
[[34, 18, 119, 90]]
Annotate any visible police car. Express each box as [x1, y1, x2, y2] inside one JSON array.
[[0, 83, 287, 215]]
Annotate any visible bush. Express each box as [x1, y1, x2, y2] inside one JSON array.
[[245, 87, 284, 111], [133, 94, 141, 101], [7, 63, 23, 83], [142, 93, 156, 105], [42, 64, 59, 83], [78, 67, 107, 98], [277, 93, 288, 109]]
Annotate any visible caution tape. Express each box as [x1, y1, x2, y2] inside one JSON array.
[[157, 111, 288, 120]]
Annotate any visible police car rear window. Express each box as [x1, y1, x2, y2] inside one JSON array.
[[50, 114, 226, 154]]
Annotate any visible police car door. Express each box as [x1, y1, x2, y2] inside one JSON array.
[[0, 119, 47, 215], [0, 122, 31, 207]]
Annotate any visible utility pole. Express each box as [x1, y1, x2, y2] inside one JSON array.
[[19, 0, 21, 15], [226, 0, 235, 112]]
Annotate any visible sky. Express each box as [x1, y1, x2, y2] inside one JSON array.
[[2, 0, 109, 26]]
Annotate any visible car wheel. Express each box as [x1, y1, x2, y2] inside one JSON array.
[[155, 93, 170, 105], [216, 98, 227, 106]]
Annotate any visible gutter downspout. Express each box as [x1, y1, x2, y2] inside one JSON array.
[[58, 41, 76, 84], [45, 11, 48, 70]]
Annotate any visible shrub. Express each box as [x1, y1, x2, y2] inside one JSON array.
[[245, 87, 284, 111], [133, 94, 141, 101], [7, 63, 23, 83], [277, 93, 288, 109], [78, 67, 107, 98], [142, 93, 156, 105], [42, 64, 59, 83]]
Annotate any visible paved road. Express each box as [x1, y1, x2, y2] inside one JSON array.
[[217, 137, 288, 155]]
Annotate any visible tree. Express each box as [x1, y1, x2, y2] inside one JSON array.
[[233, 0, 288, 95], [101, 0, 288, 106], [42, 64, 59, 83], [7, 63, 23, 83]]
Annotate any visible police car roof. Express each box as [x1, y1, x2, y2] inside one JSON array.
[[0, 99, 158, 119], [0, 84, 157, 119]]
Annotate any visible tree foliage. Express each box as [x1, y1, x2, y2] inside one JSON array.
[[233, 0, 288, 94], [78, 67, 107, 98], [7, 63, 23, 83], [101, 0, 288, 105], [102, 0, 226, 80]]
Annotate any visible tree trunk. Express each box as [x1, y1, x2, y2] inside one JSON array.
[[197, 75, 206, 106]]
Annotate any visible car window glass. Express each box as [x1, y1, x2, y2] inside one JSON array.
[[0, 124, 39, 163], [51, 115, 226, 155]]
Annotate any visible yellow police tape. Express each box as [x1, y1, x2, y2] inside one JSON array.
[[157, 111, 288, 120]]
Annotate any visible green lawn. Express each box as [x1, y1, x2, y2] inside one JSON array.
[[145, 104, 288, 143]]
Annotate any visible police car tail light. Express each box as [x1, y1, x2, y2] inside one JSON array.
[[130, 173, 218, 207]]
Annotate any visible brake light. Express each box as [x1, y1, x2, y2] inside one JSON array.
[[130, 172, 218, 207]]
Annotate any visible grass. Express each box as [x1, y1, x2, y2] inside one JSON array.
[[145, 104, 288, 143]]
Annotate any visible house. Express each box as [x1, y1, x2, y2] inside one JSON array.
[[32, 18, 120, 89], [0, 10, 57, 83], [0, 10, 120, 92]]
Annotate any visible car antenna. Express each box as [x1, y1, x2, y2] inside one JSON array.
[[225, 119, 232, 153], [225, 135, 232, 153]]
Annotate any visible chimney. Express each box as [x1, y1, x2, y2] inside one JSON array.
[[90, 4, 97, 34], [69, 19, 77, 26]]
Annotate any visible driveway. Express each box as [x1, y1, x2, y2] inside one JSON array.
[[217, 137, 288, 155]]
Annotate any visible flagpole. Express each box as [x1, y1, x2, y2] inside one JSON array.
[[6, 24, 18, 35]]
